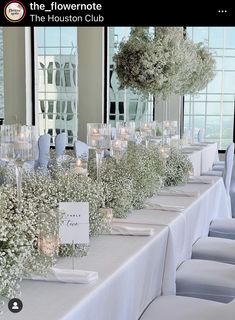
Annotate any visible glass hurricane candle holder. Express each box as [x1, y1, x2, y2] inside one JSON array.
[[140, 121, 156, 147], [159, 142, 171, 160], [13, 126, 37, 204], [111, 139, 128, 160], [87, 123, 111, 182], [37, 233, 60, 256], [71, 158, 88, 176], [116, 121, 136, 141]]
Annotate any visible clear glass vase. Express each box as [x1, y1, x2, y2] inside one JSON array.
[[87, 123, 111, 182]]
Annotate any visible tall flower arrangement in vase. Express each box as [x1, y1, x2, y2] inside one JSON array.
[[114, 27, 216, 139]]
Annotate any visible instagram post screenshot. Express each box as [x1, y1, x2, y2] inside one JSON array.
[[0, 1, 235, 319]]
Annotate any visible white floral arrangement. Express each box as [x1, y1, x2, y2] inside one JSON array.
[[124, 143, 165, 209], [89, 143, 166, 217], [0, 142, 192, 299], [0, 185, 58, 299], [0, 165, 107, 299], [114, 27, 216, 98], [98, 157, 134, 218], [179, 42, 216, 94], [164, 148, 193, 186]]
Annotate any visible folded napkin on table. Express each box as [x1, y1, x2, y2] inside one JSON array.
[[188, 177, 213, 184], [183, 147, 203, 151], [190, 143, 208, 147], [108, 223, 154, 236], [159, 190, 199, 197], [24, 268, 98, 284], [144, 202, 184, 212]]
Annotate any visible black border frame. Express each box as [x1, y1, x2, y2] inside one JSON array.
[[31, 27, 36, 125]]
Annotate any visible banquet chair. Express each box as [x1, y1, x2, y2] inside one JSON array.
[[197, 128, 204, 143], [209, 219, 235, 238], [74, 140, 88, 159], [37, 133, 51, 168], [176, 259, 235, 303], [201, 143, 234, 194], [140, 295, 235, 320], [55, 132, 68, 159], [206, 148, 235, 237], [192, 237, 235, 265], [111, 127, 117, 140]]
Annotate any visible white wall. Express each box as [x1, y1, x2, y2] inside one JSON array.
[[3, 27, 32, 125], [78, 27, 104, 142]]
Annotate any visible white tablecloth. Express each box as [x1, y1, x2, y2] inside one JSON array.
[[2, 177, 230, 320], [187, 151, 202, 176], [201, 143, 219, 172], [115, 176, 231, 294], [183, 143, 219, 175], [3, 224, 168, 320]]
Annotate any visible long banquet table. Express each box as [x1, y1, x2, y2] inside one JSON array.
[[182, 143, 219, 176], [3, 177, 231, 320]]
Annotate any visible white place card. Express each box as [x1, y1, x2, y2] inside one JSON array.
[[59, 202, 89, 245]]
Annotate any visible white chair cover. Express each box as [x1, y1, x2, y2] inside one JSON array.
[[197, 128, 204, 143], [111, 127, 117, 140], [74, 140, 88, 159], [201, 143, 234, 194], [192, 237, 235, 265], [140, 295, 235, 320], [37, 133, 51, 168], [176, 259, 235, 303], [209, 219, 235, 239], [223, 143, 234, 194], [55, 132, 68, 159], [229, 160, 235, 217]]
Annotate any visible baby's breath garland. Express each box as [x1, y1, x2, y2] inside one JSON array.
[[0, 186, 57, 299], [164, 148, 193, 186], [89, 144, 166, 217], [0, 165, 106, 299], [124, 143, 165, 209], [0, 142, 192, 299]]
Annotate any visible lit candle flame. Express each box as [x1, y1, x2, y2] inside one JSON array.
[[76, 159, 82, 166]]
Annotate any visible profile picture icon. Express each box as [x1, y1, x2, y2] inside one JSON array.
[[8, 298, 23, 313], [4, 1, 26, 22]]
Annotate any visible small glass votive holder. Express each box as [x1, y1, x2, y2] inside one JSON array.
[[140, 121, 156, 146], [116, 122, 136, 141], [71, 158, 88, 176], [37, 233, 60, 256], [111, 139, 128, 159], [99, 208, 113, 233], [170, 137, 180, 149], [159, 143, 171, 160]]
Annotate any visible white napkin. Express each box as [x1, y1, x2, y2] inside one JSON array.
[[25, 268, 98, 284], [188, 177, 213, 184], [183, 147, 203, 151], [144, 202, 184, 212], [190, 143, 208, 147], [109, 224, 154, 236], [181, 150, 193, 154], [159, 190, 198, 197]]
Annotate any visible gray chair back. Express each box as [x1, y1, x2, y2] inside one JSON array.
[[198, 128, 204, 143], [223, 143, 234, 193], [74, 140, 88, 159], [55, 132, 67, 159], [37, 133, 51, 168]]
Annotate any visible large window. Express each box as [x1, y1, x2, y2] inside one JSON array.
[[0, 27, 4, 119], [34, 27, 78, 145], [184, 27, 235, 150], [107, 27, 154, 127]]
